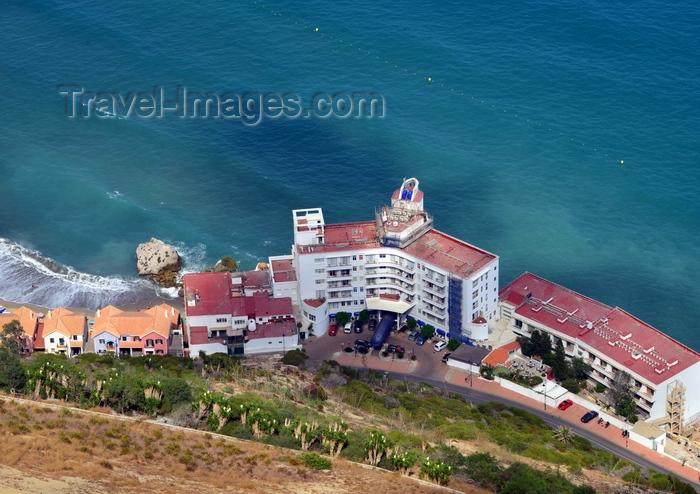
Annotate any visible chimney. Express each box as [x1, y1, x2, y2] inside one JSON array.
[[97, 309, 101, 318]]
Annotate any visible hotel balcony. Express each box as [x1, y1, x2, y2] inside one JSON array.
[[327, 270, 352, 279], [423, 274, 446, 286], [421, 292, 446, 305], [365, 258, 415, 272], [422, 283, 445, 295], [422, 304, 445, 318]]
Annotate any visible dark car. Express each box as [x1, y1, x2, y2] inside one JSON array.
[[397, 324, 408, 333], [354, 339, 370, 349], [368, 319, 377, 331], [387, 344, 405, 354], [408, 331, 419, 341], [580, 410, 599, 423], [328, 324, 337, 336], [441, 352, 452, 363], [558, 399, 573, 411], [415, 334, 426, 346], [354, 320, 364, 333]]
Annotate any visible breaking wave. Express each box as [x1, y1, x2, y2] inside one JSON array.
[[0, 238, 176, 310]]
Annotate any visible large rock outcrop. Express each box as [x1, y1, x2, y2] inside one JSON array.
[[135, 238, 182, 288]]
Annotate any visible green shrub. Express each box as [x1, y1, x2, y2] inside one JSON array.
[[281, 349, 308, 366], [300, 452, 332, 470]]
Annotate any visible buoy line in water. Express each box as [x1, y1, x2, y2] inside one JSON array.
[[250, 1, 625, 166]]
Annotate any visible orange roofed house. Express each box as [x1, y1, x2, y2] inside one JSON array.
[[0, 306, 40, 354], [40, 307, 87, 356], [92, 304, 181, 356]]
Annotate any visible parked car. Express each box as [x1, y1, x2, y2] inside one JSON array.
[[328, 324, 337, 336], [343, 322, 352, 334], [558, 399, 573, 411], [580, 410, 599, 423], [354, 320, 364, 333], [415, 334, 426, 346], [368, 319, 377, 331], [387, 344, 405, 354], [408, 331, 419, 341], [354, 339, 370, 349], [433, 341, 447, 352], [441, 352, 451, 363]]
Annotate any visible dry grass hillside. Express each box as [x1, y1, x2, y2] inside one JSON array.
[[0, 397, 488, 494]]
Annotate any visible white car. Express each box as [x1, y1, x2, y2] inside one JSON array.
[[344, 322, 352, 334], [434, 341, 447, 352]]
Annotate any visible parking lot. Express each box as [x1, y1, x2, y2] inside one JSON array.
[[302, 324, 450, 381]]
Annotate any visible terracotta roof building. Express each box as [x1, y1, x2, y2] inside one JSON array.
[[499, 272, 700, 426]]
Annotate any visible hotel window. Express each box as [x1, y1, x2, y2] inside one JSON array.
[[353, 287, 357, 292], [314, 258, 324, 263], [352, 255, 357, 261], [315, 268, 324, 274], [316, 290, 325, 299], [72, 335, 79, 340], [359, 255, 363, 260], [50, 338, 55, 343], [472, 301, 477, 309], [359, 287, 364, 292], [379, 254, 386, 258], [315, 279, 324, 284], [121, 336, 128, 341], [472, 290, 478, 298], [59, 338, 65, 346], [156, 339, 163, 345], [146, 339, 154, 347], [99, 339, 105, 344], [216, 318, 227, 323]]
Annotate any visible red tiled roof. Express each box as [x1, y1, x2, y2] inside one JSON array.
[[501, 272, 700, 385], [249, 292, 293, 317], [304, 298, 325, 308], [189, 326, 214, 345], [483, 340, 521, 367], [271, 258, 297, 283], [247, 320, 297, 340], [183, 272, 233, 316], [296, 220, 497, 277]]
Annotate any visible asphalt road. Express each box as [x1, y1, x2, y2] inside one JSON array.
[[385, 371, 700, 491]]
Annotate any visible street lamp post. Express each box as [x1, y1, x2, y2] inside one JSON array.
[[469, 360, 473, 387], [543, 380, 547, 411], [625, 418, 629, 447]]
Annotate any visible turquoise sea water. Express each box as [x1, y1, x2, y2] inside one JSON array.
[[1, 1, 699, 348]]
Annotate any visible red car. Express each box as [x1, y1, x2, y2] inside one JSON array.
[[328, 324, 337, 336], [558, 399, 574, 411]]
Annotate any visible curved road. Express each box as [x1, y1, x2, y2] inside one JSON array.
[[386, 371, 700, 491]]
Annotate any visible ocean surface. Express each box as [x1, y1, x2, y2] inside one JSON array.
[[1, 1, 699, 349]]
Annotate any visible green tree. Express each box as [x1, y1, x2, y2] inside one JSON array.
[[501, 462, 548, 494], [561, 378, 581, 394], [553, 425, 573, 444], [160, 377, 193, 407], [570, 357, 592, 380], [537, 332, 553, 358], [420, 457, 452, 485], [0, 347, 27, 392], [552, 339, 568, 380], [334, 312, 351, 327], [406, 318, 417, 330], [358, 309, 370, 323], [463, 452, 502, 489], [1, 320, 26, 356], [219, 255, 238, 271], [447, 338, 460, 351], [420, 324, 436, 340]]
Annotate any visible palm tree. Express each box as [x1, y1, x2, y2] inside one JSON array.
[[554, 425, 573, 444]]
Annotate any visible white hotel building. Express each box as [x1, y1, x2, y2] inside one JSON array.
[[269, 178, 500, 343]]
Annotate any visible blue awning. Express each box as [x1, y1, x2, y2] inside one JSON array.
[[353, 312, 360, 316], [329, 314, 336, 319], [417, 320, 425, 326], [436, 328, 446, 336], [406, 315, 415, 320]]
